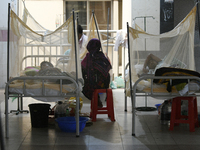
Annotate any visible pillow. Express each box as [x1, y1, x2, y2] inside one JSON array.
[[24, 67, 40, 76]]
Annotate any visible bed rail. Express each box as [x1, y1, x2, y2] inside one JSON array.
[[5, 76, 80, 138], [21, 55, 70, 70], [131, 75, 200, 136]]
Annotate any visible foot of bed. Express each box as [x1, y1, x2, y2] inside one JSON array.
[[10, 110, 29, 115], [10, 95, 29, 115], [136, 106, 156, 111]]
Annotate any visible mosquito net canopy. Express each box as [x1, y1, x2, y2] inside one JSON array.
[[9, 3, 101, 80], [126, 5, 197, 96]]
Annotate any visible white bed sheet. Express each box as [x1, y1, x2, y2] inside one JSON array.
[[8, 81, 83, 102]]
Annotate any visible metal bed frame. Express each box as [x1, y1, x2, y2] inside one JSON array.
[[129, 75, 200, 136], [8, 54, 71, 115], [126, 22, 200, 136], [5, 53, 82, 138], [5, 6, 81, 138], [5, 75, 81, 138]]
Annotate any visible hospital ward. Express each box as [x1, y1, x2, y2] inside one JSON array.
[[2, 0, 200, 150]]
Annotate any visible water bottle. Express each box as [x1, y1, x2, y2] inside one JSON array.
[[54, 101, 65, 118]]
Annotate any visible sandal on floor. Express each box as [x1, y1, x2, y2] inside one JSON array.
[[86, 120, 93, 127]]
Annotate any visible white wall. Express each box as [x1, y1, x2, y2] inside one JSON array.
[[122, 0, 132, 30], [131, 0, 160, 34], [131, 0, 160, 52], [0, 0, 17, 88], [0, 0, 18, 28], [119, 0, 160, 78], [24, 0, 64, 30]]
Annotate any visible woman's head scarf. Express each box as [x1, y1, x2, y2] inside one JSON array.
[[81, 38, 112, 77]]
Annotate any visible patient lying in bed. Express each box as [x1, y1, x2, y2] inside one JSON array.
[[126, 53, 193, 96], [142, 54, 162, 74], [20, 61, 83, 85], [138, 53, 187, 77], [9, 61, 84, 101]]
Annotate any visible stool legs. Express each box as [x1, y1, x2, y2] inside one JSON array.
[[188, 99, 195, 132], [194, 98, 199, 127], [169, 99, 177, 131], [169, 96, 199, 132], [90, 90, 99, 122], [106, 90, 115, 121], [90, 89, 115, 122]]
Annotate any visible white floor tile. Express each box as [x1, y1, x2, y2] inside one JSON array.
[[1, 89, 200, 150]]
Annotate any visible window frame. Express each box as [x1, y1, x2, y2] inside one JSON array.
[[63, 0, 113, 30]]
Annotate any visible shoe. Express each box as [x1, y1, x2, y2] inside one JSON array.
[[86, 120, 93, 127]]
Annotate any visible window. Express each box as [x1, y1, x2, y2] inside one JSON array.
[[65, 1, 111, 30], [65, 1, 87, 29]]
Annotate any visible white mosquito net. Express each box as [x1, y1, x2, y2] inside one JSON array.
[[9, 9, 80, 77], [8, 3, 102, 81], [126, 5, 197, 96], [80, 13, 103, 59]]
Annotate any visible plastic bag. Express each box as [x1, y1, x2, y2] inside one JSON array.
[[114, 76, 125, 88], [68, 97, 83, 116], [110, 81, 117, 89]]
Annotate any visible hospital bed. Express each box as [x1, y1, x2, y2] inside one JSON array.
[[125, 5, 200, 136], [5, 7, 82, 138]]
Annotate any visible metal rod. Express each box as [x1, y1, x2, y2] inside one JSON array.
[[126, 22, 135, 136], [0, 106, 5, 149], [106, 8, 110, 54], [7, 3, 10, 82], [5, 3, 11, 139], [76, 12, 79, 25], [72, 9, 80, 137], [5, 84, 9, 138], [124, 63, 129, 112], [92, 10, 103, 51], [196, 0, 200, 38], [76, 12, 79, 39]]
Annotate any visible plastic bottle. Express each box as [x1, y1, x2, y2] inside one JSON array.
[[54, 101, 65, 118], [66, 108, 70, 116]]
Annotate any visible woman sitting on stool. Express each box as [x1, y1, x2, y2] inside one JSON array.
[[81, 38, 112, 108]]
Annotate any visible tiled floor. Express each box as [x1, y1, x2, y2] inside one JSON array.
[[1, 88, 200, 150]]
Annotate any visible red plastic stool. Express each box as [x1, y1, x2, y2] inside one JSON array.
[[169, 96, 199, 132], [90, 89, 115, 122]]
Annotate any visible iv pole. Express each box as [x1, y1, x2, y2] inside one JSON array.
[[133, 16, 155, 50]]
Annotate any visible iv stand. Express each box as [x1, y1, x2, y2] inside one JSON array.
[[133, 16, 157, 111]]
